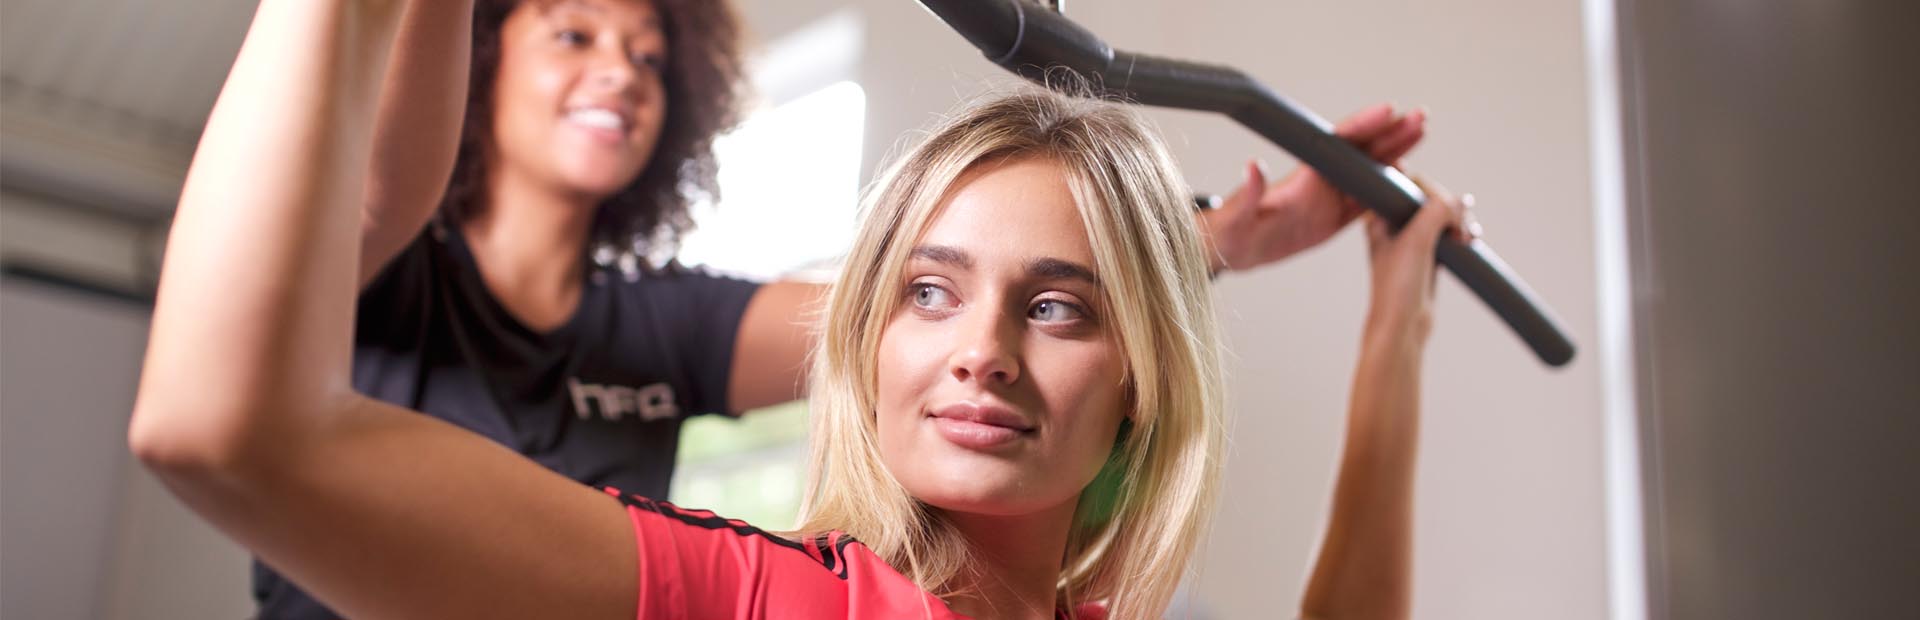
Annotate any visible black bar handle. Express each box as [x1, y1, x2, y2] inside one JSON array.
[[915, 0, 1576, 366]]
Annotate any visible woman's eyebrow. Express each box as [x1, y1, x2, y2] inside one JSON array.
[[1026, 257, 1099, 287], [911, 245, 1097, 285], [911, 245, 973, 270]]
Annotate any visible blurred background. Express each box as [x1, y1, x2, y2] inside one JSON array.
[[1, 0, 1915, 618]]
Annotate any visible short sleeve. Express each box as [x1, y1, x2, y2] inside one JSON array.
[[358, 232, 434, 323], [638, 267, 761, 417], [605, 489, 761, 618], [602, 488, 959, 619], [359, 234, 437, 335], [352, 233, 437, 402]]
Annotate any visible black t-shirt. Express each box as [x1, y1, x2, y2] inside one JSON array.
[[252, 226, 761, 619]]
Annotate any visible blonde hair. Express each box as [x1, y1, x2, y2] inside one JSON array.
[[796, 86, 1225, 619]]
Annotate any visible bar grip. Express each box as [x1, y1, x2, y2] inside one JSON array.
[[1437, 238, 1576, 366]]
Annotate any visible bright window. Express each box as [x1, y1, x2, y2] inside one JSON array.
[[674, 80, 866, 280]]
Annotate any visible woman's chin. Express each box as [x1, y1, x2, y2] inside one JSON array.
[[904, 462, 1077, 518], [547, 151, 646, 197], [557, 169, 642, 199], [919, 493, 1040, 518]]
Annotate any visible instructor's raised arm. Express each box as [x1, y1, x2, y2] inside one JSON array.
[[358, 0, 474, 287]]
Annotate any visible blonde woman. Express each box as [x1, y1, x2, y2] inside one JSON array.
[[131, 3, 1466, 620]]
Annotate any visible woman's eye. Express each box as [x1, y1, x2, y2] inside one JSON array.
[[634, 53, 666, 72], [556, 29, 590, 46], [1029, 299, 1085, 323], [909, 283, 957, 310]]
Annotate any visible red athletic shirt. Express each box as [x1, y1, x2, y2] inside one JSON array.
[[608, 488, 965, 619], [606, 490, 1110, 619]]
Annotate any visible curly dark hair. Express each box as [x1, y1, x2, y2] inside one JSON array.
[[441, 0, 745, 257]]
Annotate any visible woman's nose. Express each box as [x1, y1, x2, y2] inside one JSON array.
[[948, 309, 1020, 386], [586, 51, 647, 98]]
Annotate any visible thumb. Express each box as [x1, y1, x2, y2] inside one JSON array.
[[1404, 181, 1464, 255], [1240, 159, 1268, 201], [1214, 159, 1267, 215], [1363, 211, 1392, 253]]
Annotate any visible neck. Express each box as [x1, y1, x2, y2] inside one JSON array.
[[461, 164, 600, 330], [941, 500, 1078, 620]]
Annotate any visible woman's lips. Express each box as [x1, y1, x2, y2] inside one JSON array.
[[565, 119, 629, 146], [563, 106, 632, 146], [929, 402, 1033, 451]]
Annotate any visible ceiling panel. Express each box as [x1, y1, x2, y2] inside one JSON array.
[[2, 0, 259, 215]]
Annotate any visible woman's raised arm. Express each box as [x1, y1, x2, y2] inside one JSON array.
[[1299, 182, 1469, 620], [128, 2, 635, 617]]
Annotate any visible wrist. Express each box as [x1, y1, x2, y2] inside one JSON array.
[[1361, 310, 1432, 358], [1194, 207, 1230, 278]]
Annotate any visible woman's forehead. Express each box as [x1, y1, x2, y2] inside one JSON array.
[[531, 0, 662, 31], [915, 157, 1097, 271]]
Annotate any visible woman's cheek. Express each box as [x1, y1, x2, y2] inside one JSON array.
[[874, 322, 927, 423]]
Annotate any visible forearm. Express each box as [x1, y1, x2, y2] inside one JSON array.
[[175, 398, 637, 619], [132, 0, 407, 465], [1194, 207, 1226, 275], [1300, 331, 1425, 620], [728, 281, 825, 411], [360, 0, 474, 285]]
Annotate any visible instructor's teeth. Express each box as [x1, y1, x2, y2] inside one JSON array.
[[568, 108, 624, 130]]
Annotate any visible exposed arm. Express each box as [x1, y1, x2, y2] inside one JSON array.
[[1199, 104, 1425, 276], [1299, 181, 1467, 620], [1298, 333, 1423, 620], [357, 0, 473, 288], [128, 2, 633, 617], [727, 280, 825, 412]]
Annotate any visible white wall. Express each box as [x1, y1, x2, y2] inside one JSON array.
[[0, 280, 138, 620], [737, 1, 1606, 618], [99, 454, 255, 619], [1, 196, 253, 619], [1139, 3, 1604, 618]]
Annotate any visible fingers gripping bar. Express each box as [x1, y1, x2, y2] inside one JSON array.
[[916, 0, 1576, 366]]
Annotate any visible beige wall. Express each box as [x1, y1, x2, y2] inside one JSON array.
[[736, 0, 1607, 617], [0, 275, 254, 620]]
